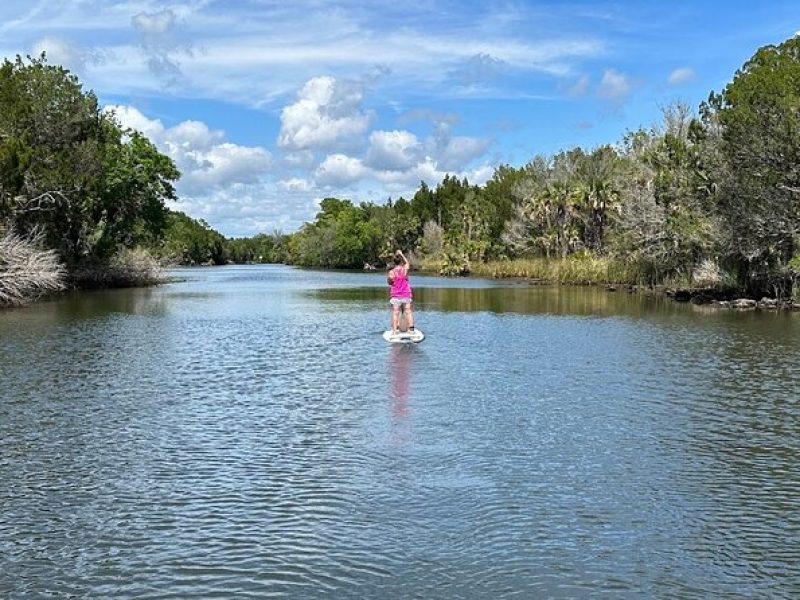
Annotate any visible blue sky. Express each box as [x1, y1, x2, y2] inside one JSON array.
[[1, 1, 798, 236]]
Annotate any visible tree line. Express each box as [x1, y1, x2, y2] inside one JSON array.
[[0, 54, 179, 302], [3, 35, 800, 306], [276, 35, 800, 296]]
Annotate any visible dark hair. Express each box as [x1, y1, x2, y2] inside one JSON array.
[[393, 254, 404, 265]]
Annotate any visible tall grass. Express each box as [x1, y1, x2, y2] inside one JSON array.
[[71, 247, 166, 288], [0, 228, 66, 307], [421, 254, 643, 285]]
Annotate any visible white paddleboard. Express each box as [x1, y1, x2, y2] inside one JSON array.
[[383, 329, 425, 343]]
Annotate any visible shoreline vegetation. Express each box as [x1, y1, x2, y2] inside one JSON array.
[[3, 34, 800, 309]]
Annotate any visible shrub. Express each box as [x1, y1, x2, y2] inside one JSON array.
[[0, 228, 66, 306], [70, 247, 165, 288]]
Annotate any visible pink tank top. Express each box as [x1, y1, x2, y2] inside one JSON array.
[[390, 267, 412, 298]]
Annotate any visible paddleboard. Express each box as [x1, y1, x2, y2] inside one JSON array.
[[383, 329, 425, 343]]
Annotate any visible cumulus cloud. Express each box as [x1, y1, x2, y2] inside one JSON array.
[[667, 67, 696, 86], [365, 130, 423, 171], [305, 95, 492, 195], [436, 136, 490, 171], [597, 68, 633, 100], [315, 154, 367, 186], [278, 76, 373, 151], [371, 158, 494, 195], [277, 178, 315, 192], [107, 104, 166, 138], [107, 105, 271, 194], [425, 114, 490, 171], [171, 183, 317, 237]]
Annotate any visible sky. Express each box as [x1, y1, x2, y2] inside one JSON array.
[[1, 1, 798, 237]]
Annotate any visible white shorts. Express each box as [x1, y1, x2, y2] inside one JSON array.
[[389, 297, 412, 306]]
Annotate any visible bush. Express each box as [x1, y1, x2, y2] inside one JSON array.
[[0, 228, 66, 306], [71, 247, 165, 288]]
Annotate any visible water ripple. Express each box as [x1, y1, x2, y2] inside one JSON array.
[[1, 266, 799, 598]]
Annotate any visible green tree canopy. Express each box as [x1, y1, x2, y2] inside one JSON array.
[[0, 54, 179, 266], [703, 35, 800, 279]]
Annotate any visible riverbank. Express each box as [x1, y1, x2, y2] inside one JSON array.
[[418, 255, 640, 284], [415, 255, 800, 310], [0, 233, 168, 308]]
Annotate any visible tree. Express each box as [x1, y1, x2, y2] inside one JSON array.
[[702, 35, 800, 289], [152, 211, 226, 265], [0, 55, 179, 267]]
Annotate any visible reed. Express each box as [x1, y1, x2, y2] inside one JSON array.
[[420, 254, 642, 285]]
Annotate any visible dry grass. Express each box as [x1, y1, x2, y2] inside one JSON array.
[[475, 256, 639, 284], [419, 254, 641, 285], [71, 247, 166, 288], [0, 228, 67, 307]]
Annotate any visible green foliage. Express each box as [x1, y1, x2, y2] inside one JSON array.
[[0, 54, 179, 268], [702, 35, 800, 287], [5, 35, 800, 300], [613, 104, 718, 284], [288, 198, 383, 268], [502, 147, 622, 259], [226, 232, 290, 264], [151, 211, 227, 265]]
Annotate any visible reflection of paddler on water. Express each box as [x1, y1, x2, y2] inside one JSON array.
[[384, 250, 425, 343], [390, 345, 411, 419]]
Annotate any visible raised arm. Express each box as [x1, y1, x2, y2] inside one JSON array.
[[397, 250, 410, 270]]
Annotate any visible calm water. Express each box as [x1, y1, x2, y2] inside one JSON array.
[[1, 265, 799, 599]]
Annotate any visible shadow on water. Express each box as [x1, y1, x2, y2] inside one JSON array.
[[0, 286, 169, 328]]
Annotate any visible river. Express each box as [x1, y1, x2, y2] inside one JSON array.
[[1, 265, 798, 598]]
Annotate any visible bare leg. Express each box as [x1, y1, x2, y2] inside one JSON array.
[[391, 304, 401, 332], [405, 303, 415, 329]]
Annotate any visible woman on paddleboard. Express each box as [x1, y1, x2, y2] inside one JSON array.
[[388, 250, 415, 335]]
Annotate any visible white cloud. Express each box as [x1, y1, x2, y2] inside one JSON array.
[[667, 67, 696, 86], [2, 2, 608, 105], [372, 158, 494, 196], [315, 154, 367, 186], [365, 130, 422, 171], [437, 136, 490, 171], [163, 120, 223, 150], [31, 36, 103, 73], [597, 68, 633, 100], [278, 178, 315, 192], [179, 143, 271, 191], [171, 183, 317, 237], [278, 76, 373, 150], [107, 105, 271, 194], [107, 104, 165, 139], [131, 10, 176, 35]]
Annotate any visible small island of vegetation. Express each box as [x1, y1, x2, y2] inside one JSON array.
[[3, 34, 800, 307]]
